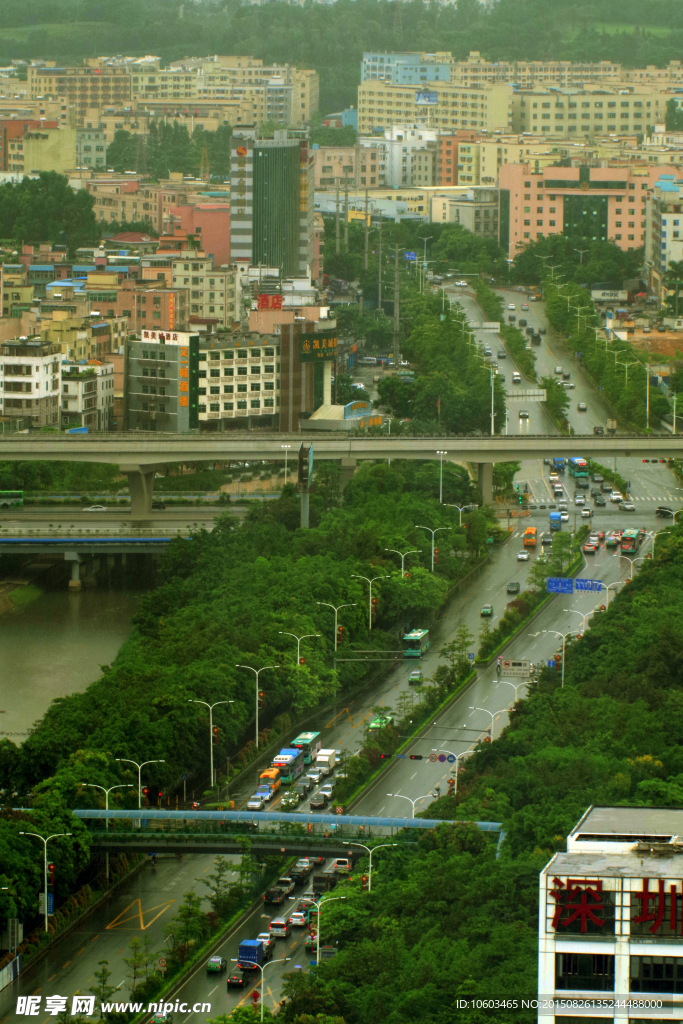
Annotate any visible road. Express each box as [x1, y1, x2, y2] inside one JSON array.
[[3, 294, 681, 1021], [0, 509, 251, 532]]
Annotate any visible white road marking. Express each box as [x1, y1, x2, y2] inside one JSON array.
[[410, 771, 417, 780]]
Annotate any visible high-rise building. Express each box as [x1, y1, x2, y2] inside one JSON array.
[[230, 129, 314, 279], [0, 338, 60, 428], [125, 330, 200, 432], [644, 174, 683, 299]]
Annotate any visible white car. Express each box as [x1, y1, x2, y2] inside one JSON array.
[[455, 280, 468, 287], [581, 508, 593, 518], [305, 768, 323, 785], [574, 495, 585, 506], [247, 794, 265, 811], [610, 491, 623, 503], [318, 783, 334, 798], [560, 511, 569, 522], [559, 381, 575, 389], [83, 505, 108, 512], [289, 911, 308, 927], [517, 550, 530, 561], [507, 303, 516, 310], [554, 366, 563, 374]]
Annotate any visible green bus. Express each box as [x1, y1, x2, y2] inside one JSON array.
[[0, 490, 23, 508], [402, 629, 429, 658], [367, 714, 396, 739], [291, 731, 321, 765]]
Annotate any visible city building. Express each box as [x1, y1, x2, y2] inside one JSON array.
[[125, 329, 200, 432], [26, 64, 132, 108], [60, 360, 115, 431], [539, 805, 683, 1022], [230, 129, 314, 279], [75, 124, 107, 169], [430, 186, 499, 236], [644, 173, 683, 300], [1, 125, 78, 175], [170, 253, 237, 328], [498, 163, 675, 259], [39, 308, 127, 361], [357, 79, 513, 135], [313, 146, 357, 188], [0, 338, 60, 427], [510, 86, 664, 139], [163, 202, 231, 266], [361, 51, 453, 85], [196, 329, 281, 430]]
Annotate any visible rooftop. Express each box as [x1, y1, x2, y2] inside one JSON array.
[[571, 805, 683, 841]]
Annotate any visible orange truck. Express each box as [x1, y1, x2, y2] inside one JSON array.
[[523, 526, 537, 547]]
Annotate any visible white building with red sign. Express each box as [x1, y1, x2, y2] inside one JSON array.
[[539, 806, 683, 1022]]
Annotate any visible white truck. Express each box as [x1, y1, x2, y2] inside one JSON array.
[[316, 749, 336, 775]]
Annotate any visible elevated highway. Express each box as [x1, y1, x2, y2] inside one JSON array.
[[1, 432, 680, 512]]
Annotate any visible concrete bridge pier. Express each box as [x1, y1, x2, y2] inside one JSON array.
[[339, 457, 357, 490], [121, 463, 163, 520], [478, 462, 494, 504], [65, 552, 83, 592]]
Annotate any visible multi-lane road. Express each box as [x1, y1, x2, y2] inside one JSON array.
[[2, 295, 681, 1022]]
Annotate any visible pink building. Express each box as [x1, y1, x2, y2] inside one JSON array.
[[499, 163, 679, 259], [167, 203, 231, 266]]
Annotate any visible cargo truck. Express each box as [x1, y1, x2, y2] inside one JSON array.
[[552, 457, 566, 474], [549, 511, 561, 531], [312, 873, 338, 896], [237, 939, 266, 970], [316, 749, 336, 775]]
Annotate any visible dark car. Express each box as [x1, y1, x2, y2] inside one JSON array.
[[594, 495, 607, 507], [538, 326, 547, 335], [264, 887, 285, 905], [151, 501, 166, 510], [228, 974, 247, 990], [309, 794, 329, 811], [306, 856, 325, 867], [497, 350, 507, 358], [519, 318, 527, 327], [575, 479, 590, 490], [601, 481, 613, 493], [507, 581, 521, 594], [526, 326, 535, 336], [562, 372, 571, 380], [656, 506, 674, 517], [593, 426, 605, 436], [294, 779, 312, 797], [592, 474, 604, 483], [591, 488, 602, 499]]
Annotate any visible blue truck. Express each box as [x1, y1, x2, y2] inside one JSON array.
[[552, 457, 566, 474], [549, 511, 561, 531], [237, 939, 267, 970]]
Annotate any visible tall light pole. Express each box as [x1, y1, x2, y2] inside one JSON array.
[[436, 450, 448, 503], [350, 573, 390, 630], [309, 894, 346, 964], [414, 524, 451, 572], [187, 701, 233, 787], [563, 607, 597, 632], [278, 630, 321, 665], [433, 748, 475, 797], [619, 554, 647, 580], [386, 792, 434, 818], [651, 528, 672, 558], [316, 601, 356, 651], [601, 580, 623, 605], [231, 957, 291, 1021], [80, 783, 132, 879], [236, 666, 279, 749], [342, 841, 398, 893], [615, 359, 639, 385], [468, 706, 502, 740], [384, 548, 421, 577], [541, 628, 580, 688], [281, 444, 291, 485], [496, 680, 528, 702], [443, 503, 477, 527], [574, 248, 589, 264], [19, 831, 71, 932], [420, 235, 433, 293], [116, 757, 165, 809]]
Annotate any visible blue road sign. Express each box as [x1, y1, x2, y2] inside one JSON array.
[[181, 773, 188, 780], [446, 754, 456, 764], [547, 577, 573, 594], [547, 660, 556, 669], [404, 251, 417, 261], [576, 579, 602, 592], [468, 652, 475, 660], [437, 754, 447, 762]]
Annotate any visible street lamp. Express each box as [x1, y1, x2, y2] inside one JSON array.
[[278, 631, 321, 665], [231, 957, 291, 1021], [414, 524, 451, 572], [187, 699, 233, 787], [601, 580, 623, 605], [19, 831, 71, 932], [468, 706, 503, 740], [615, 359, 640, 385], [386, 792, 434, 818], [433, 748, 475, 797], [574, 248, 589, 264], [115, 757, 165, 809], [308, 894, 346, 964], [563, 607, 597, 632], [436, 450, 448, 503], [350, 574, 390, 630], [619, 553, 647, 580], [651, 529, 672, 559], [80, 783, 132, 878], [236, 666, 279, 749], [342, 841, 398, 892], [541, 628, 580, 688], [443, 503, 477, 527], [316, 601, 356, 651], [384, 548, 421, 577], [281, 444, 291, 485], [496, 680, 528, 702]]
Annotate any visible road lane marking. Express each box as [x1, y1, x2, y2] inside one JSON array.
[[106, 898, 175, 930], [77, 948, 85, 955], [208, 985, 218, 995], [91, 934, 99, 942], [47, 975, 56, 983]]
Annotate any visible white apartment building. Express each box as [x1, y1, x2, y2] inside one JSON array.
[[644, 173, 683, 300], [539, 805, 683, 1023], [61, 360, 115, 431], [197, 332, 280, 429], [0, 338, 60, 427], [360, 125, 438, 187], [171, 255, 237, 328]]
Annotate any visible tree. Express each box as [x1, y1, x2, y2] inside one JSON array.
[[440, 624, 475, 678], [197, 855, 240, 919], [0, 172, 99, 254], [541, 375, 570, 424], [463, 510, 489, 555], [666, 99, 683, 133], [664, 260, 683, 317], [164, 891, 208, 958], [551, 531, 572, 570], [122, 938, 150, 995], [89, 961, 117, 1019]]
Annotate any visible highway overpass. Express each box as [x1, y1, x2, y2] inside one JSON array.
[[1, 432, 680, 512]]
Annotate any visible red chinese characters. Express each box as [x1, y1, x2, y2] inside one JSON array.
[[550, 877, 606, 933], [632, 877, 680, 934], [257, 294, 283, 310]]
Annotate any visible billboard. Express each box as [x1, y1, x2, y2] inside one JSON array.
[[404, 251, 417, 261], [415, 91, 438, 106], [344, 399, 372, 419], [591, 290, 628, 302], [299, 328, 338, 362]]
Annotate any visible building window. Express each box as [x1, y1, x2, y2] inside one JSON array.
[[549, 220, 556, 226], [556, 953, 614, 992], [631, 956, 683, 994], [250, 399, 260, 409]]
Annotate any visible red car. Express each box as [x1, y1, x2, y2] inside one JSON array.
[[228, 974, 247, 990], [583, 542, 597, 554]]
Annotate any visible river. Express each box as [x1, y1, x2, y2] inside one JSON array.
[[0, 587, 138, 741]]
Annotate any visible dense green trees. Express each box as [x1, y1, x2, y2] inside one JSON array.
[[106, 123, 232, 180], [511, 235, 644, 288], [0, 172, 99, 254]]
